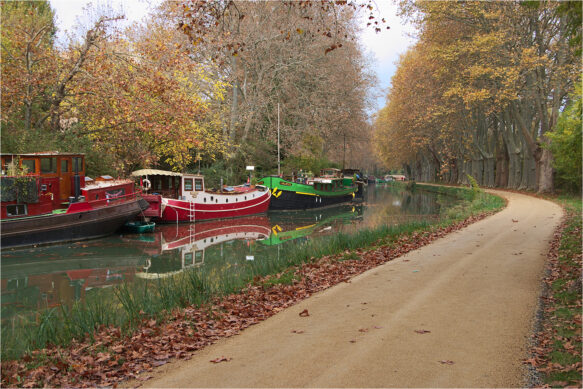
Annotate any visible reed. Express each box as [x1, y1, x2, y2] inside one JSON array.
[[1, 185, 504, 361]]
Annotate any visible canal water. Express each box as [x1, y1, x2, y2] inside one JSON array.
[[1, 185, 460, 321]]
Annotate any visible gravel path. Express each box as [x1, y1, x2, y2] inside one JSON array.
[[127, 190, 562, 388]]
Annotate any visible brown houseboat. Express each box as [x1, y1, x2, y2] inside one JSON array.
[[1, 152, 148, 249]]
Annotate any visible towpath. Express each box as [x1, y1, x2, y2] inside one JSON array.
[[128, 190, 562, 388]]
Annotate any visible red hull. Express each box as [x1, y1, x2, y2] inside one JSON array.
[[145, 189, 271, 223]]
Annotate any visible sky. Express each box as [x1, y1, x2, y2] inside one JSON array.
[[49, 0, 417, 114]]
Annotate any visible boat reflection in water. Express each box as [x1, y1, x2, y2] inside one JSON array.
[[133, 216, 272, 279], [259, 204, 363, 246], [0, 200, 376, 320]]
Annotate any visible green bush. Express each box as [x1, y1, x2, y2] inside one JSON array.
[[546, 78, 582, 194]]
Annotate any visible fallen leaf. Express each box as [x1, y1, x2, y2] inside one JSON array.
[[137, 375, 153, 381], [299, 309, 310, 317], [358, 328, 369, 332], [438, 360, 454, 365], [414, 329, 431, 334], [210, 356, 232, 363], [349, 339, 357, 343], [373, 326, 383, 329], [290, 330, 305, 334]]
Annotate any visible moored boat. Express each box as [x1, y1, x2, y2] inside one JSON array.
[[123, 221, 156, 233], [258, 168, 357, 210], [1, 152, 148, 249], [342, 168, 366, 198], [131, 169, 271, 223]]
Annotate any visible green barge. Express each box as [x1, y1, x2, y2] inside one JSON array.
[[258, 169, 357, 210]]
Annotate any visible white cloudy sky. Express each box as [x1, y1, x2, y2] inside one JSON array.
[[49, 0, 416, 114]]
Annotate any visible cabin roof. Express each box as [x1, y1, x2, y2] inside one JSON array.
[[131, 169, 182, 177], [1, 152, 84, 157]]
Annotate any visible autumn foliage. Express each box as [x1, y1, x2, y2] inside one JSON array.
[[373, 1, 581, 193], [1, 0, 380, 177]]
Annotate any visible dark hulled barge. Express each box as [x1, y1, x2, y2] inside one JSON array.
[[258, 168, 357, 210], [1, 152, 148, 249]]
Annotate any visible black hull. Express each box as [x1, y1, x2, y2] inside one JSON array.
[[269, 190, 354, 210], [1, 199, 147, 249]]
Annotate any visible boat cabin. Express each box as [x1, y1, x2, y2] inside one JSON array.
[[132, 169, 205, 199], [320, 168, 342, 178], [1, 152, 86, 218]]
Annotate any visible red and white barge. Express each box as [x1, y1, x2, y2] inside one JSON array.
[[131, 169, 271, 223]]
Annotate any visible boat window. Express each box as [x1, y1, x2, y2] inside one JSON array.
[[21, 159, 36, 174], [41, 157, 57, 174], [216, 199, 218, 203], [167, 177, 173, 188], [194, 178, 203, 191], [6, 204, 27, 217], [245, 196, 247, 200], [210, 196, 213, 201], [204, 197, 207, 202], [226, 199, 228, 203], [184, 178, 193, 191], [60, 159, 69, 173]]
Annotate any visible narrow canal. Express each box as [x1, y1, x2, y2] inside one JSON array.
[[1, 184, 460, 322]]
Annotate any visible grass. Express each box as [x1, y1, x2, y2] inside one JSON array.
[[537, 195, 582, 387], [1, 183, 505, 361]]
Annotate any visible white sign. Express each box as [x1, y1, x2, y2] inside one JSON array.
[[246, 166, 255, 171], [246, 255, 255, 261]]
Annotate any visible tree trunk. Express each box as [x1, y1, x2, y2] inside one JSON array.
[[537, 138, 554, 193], [484, 157, 495, 187]]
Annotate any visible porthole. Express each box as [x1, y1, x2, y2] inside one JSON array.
[[204, 198, 207, 203], [245, 196, 247, 200], [226, 199, 229, 203], [210, 196, 214, 201], [216, 199, 218, 203]]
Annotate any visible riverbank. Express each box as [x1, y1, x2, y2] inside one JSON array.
[[125, 189, 561, 388], [0, 185, 504, 387], [526, 196, 582, 388]]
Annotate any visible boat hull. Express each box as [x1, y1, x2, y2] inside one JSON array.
[[1, 198, 147, 249], [269, 189, 354, 210], [257, 176, 356, 210], [151, 189, 271, 223]]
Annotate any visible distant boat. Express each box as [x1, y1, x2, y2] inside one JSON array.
[[131, 169, 271, 223], [1, 152, 148, 249], [257, 168, 357, 210], [341, 168, 366, 198]]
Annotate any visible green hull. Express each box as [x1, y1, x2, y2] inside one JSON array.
[[257, 176, 356, 210]]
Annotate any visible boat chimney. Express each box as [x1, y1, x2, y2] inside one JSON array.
[[73, 157, 81, 201]]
